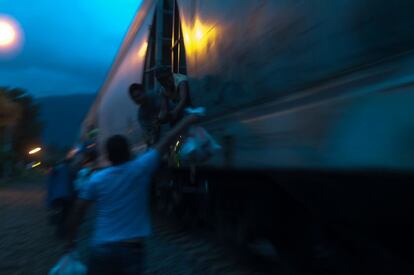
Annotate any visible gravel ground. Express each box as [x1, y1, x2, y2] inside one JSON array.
[[0, 179, 274, 275]]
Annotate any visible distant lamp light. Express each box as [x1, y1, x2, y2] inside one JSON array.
[[0, 21, 16, 47], [28, 147, 42, 155], [0, 15, 23, 54], [32, 161, 41, 168]]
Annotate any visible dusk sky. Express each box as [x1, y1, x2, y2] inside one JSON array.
[[0, 0, 142, 97]]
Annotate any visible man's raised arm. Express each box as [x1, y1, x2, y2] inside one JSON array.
[[154, 114, 199, 156]]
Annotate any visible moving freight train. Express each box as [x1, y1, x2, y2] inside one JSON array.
[[82, 0, 414, 272]]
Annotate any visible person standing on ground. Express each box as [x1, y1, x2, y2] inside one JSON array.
[[155, 67, 192, 125], [129, 83, 161, 147], [46, 158, 76, 239], [65, 114, 200, 274]]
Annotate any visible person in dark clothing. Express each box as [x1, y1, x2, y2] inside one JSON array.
[[46, 159, 76, 239], [155, 67, 192, 125], [129, 83, 161, 146]]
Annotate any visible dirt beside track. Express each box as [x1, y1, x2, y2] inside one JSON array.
[[0, 179, 272, 275], [0, 180, 66, 274]]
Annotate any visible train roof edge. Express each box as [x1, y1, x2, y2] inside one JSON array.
[[81, 0, 156, 138]]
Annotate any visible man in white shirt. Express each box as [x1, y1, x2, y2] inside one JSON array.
[[65, 114, 199, 274]]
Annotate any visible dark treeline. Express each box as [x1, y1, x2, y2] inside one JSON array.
[[0, 87, 43, 176]]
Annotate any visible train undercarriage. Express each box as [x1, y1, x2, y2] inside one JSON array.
[[154, 167, 414, 274]]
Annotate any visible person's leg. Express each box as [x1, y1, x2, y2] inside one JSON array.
[[55, 197, 76, 239], [51, 199, 69, 239], [120, 244, 144, 275], [88, 244, 122, 275], [49, 199, 64, 225]]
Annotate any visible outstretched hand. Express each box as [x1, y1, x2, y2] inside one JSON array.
[[185, 107, 205, 124], [154, 109, 205, 155]]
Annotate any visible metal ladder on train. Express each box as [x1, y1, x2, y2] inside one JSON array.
[[144, 0, 187, 91], [155, 0, 186, 74], [155, 0, 173, 69]]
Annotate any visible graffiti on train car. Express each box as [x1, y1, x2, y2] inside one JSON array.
[[177, 0, 414, 118]]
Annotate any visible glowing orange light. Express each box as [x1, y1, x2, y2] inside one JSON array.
[[0, 21, 16, 47], [195, 28, 203, 41], [184, 33, 190, 44], [138, 42, 148, 58], [181, 17, 217, 56]]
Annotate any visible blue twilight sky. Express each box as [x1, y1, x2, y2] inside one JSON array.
[[0, 0, 142, 97]]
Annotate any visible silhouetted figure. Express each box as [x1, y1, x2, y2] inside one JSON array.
[[46, 159, 76, 239], [129, 83, 161, 146], [155, 67, 192, 125]]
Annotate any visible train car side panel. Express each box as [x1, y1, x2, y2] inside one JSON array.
[[92, 1, 156, 161]]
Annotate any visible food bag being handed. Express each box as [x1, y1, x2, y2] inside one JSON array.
[[49, 252, 87, 275], [178, 107, 221, 165]]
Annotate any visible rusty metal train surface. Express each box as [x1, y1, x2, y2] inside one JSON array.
[[84, 0, 414, 170]]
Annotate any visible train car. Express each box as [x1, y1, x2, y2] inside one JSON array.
[[82, 0, 414, 272]]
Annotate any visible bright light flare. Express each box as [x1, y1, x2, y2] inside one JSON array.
[[0, 15, 23, 54], [28, 147, 42, 155], [195, 28, 204, 41], [181, 17, 218, 57], [32, 162, 42, 168], [0, 21, 16, 47], [184, 33, 190, 44]]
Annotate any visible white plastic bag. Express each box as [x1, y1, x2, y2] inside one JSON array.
[[178, 126, 221, 165], [49, 252, 87, 275]]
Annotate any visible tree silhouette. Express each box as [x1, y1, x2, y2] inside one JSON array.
[[0, 87, 43, 169], [0, 90, 20, 127]]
